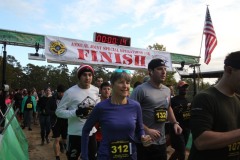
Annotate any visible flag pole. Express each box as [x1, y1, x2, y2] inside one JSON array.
[[199, 5, 209, 58]]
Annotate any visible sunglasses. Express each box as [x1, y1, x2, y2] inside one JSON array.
[[114, 69, 131, 74]]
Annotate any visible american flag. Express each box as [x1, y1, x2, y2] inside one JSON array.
[[203, 7, 217, 64]]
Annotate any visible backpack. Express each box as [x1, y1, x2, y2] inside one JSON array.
[[25, 96, 33, 110]]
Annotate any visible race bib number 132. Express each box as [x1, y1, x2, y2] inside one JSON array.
[[154, 107, 167, 123]]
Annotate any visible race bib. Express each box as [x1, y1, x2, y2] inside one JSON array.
[[182, 110, 191, 120], [174, 104, 191, 121], [110, 140, 132, 159], [154, 107, 167, 123], [26, 103, 33, 109], [228, 141, 240, 158]]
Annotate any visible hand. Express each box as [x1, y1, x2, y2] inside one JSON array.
[[145, 128, 161, 141], [141, 135, 152, 147], [75, 106, 92, 118], [173, 123, 182, 135]]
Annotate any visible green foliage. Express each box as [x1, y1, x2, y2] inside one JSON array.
[[0, 43, 211, 97], [93, 66, 112, 83], [178, 78, 212, 102], [0, 55, 115, 92], [131, 69, 148, 86], [148, 43, 166, 51], [138, 43, 176, 85]]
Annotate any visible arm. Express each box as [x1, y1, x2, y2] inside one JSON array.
[[168, 105, 182, 135], [55, 92, 76, 118], [37, 97, 43, 113], [31, 96, 37, 112], [81, 105, 100, 160], [46, 98, 55, 116], [191, 92, 240, 150], [143, 124, 162, 141], [135, 103, 145, 140], [21, 97, 26, 113], [194, 129, 240, 150]]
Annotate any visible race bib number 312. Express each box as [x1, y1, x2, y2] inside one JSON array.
[[110, 141, 132, 159]]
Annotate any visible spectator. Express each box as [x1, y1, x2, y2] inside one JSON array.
[[13, 88, 23, 122], [169, 80, 191, 160], [46, 84, 67, 160], [38, 87, 52, 145], [95, 76, 103, 89], [32, 87, 39, 125], [21, 90, 37, 131]]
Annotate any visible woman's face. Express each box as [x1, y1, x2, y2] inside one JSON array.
[[111, 78, 130, 98]]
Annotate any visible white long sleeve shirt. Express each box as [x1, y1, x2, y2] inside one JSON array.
[[56, 84, 100, 136]]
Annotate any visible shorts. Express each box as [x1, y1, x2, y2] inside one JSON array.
[[66, 134, 97, 160], [52, 118, 68, 139]]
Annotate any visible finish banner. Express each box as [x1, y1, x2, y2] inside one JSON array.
[[45, 35, 173, 70]]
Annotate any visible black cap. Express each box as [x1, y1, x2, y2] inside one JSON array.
[[148, 58, 166, 70], [57, 84, 65, 92]]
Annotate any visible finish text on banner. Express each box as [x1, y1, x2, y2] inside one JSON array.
[[44, 36, 173, 71]]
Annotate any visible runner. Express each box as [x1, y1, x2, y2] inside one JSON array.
[[169, 81, 191, 160], [38, 87, 52, 145], [81, 69, 151, 160], [56, 64, 100, 160], [189, 51, 240, 160], [130, 58, 182, 160], [47, 84, 67, 160]]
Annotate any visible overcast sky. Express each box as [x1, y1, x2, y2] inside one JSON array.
[[1, 0, 240, 76]]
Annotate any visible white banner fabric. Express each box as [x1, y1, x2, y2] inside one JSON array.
[[45, 36, 173, 71]]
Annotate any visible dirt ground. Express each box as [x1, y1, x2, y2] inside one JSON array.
[[23, 123, 188, 160], [23, 124, 67, 160]]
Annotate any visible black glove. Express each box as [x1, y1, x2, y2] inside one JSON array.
[[76, 107, 91, 118]]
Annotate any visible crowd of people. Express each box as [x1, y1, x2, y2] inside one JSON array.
[[0, 50, 240, 160]]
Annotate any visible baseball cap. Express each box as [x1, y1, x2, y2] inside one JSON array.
[[77, 64, 94, 79], [177, 81, 189, 88], [148, 58, 166, 70]]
